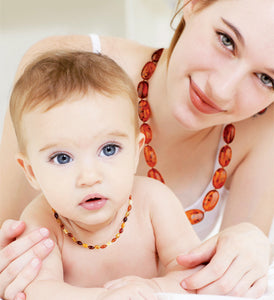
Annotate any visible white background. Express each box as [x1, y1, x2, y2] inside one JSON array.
[[0, 0, 177, 138]]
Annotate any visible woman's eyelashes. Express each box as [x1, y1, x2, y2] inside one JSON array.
[[216, 31, 236, 54], [256, 73, 274, 90]]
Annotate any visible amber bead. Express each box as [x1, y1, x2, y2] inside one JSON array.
[[100, 244, 107, 249], [219, 145, 232, 167], [203, 190, 219, 211], [95, 245, 100, 249], [144, 145, 157, 167], [127, 205, 132, 212], [212, 168, 227, 189], [88, 245, 95, 249], [68, 232, 73, 237], [123, 217, 128, 222], [137, 81, 149, 98], [151, 48, 164, 63], [141, 61, 156, 80], [140, 123, 152, 144], [185, 209, 204, 225], [119, 228, 124, 234], [77, 241, 83, 245], [138, 100, 151, 122], [111, 238, 117, 243], [223, 124, 235, 144], [147, 168, 165, 183]]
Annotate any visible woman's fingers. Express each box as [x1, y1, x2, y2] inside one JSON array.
[[177, 235, 218, 268], [180, 238, 236, 290], [4, 258, 42, 300], [0, 220, 26, 248], [0, 227, 50, 272]]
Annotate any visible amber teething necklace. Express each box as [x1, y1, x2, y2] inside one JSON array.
[[52, 195, 132, 249], [137, 49, 235, 225]]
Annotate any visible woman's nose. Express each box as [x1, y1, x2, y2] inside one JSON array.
[[207, 63, 247, 107], [76, 162, 103, 188]]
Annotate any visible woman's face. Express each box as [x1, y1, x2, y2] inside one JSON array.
[[167, 0, 274, 129]]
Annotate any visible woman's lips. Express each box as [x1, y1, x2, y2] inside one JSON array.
[[80, 194, 107, 211], [189, 78, 224, 114]]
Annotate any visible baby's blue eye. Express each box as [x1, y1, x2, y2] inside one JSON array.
[[52, 153, 72, 164], [101, 144, 119, 157]]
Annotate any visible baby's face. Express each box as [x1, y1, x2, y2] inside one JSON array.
[[19, 92, 143, 231]]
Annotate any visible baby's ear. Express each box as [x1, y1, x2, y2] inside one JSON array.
[[16, 153, 40, 190]]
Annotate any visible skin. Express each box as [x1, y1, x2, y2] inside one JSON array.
[[15, 91, 200, 300], [0, 0, 273, 298]]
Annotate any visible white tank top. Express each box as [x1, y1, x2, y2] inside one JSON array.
[[89, 33, 229, 240]]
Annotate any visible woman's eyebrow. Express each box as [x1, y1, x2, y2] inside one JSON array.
[[221, 17, 245, 47]]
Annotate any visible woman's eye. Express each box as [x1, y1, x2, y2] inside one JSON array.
[[100, 144, 120, 157], [51, 153, 72, 164], [218, 32, 235, 51], [256, 73, 274, 89]]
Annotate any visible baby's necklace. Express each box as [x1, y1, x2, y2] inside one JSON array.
[[52, 195, 132, 249], [138, 48, 235, 225]]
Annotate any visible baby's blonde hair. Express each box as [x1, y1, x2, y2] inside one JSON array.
[[10, 51, 138, 151]]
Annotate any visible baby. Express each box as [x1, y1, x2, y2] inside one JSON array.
[[9, 50, 201, 299]]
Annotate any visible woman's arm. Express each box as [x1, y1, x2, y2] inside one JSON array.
[[177, 108, 274, 297]]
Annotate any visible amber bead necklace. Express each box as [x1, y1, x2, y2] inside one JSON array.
[[138, 49, 235, 225], [52, 195, 133, 249]]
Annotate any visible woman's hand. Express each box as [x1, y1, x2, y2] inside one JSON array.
[[0, 219, 54, 300], [177, 223, 270, 298]]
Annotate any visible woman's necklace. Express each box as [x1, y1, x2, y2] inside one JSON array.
[[137, 49, 235, 225], [52, 195, 133, 249]]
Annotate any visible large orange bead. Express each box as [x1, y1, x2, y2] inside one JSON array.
[[219, 145, 232, 167], [151, 48, 164, 63], [212, 168, 227, 189], [140, 123, 152, 144], [138, 100, 151, 122], [144, 145, 157, 167], [203, 190, 219, 211], [137, 81, 148, 98], [223, 124, 235, 144], [185, 209, 204, 225], [147, 168, 165, 183], [141, 61, 156, 80]]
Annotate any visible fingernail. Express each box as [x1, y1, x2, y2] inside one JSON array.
[[181, 281, 187, 289], [39, 227, 49, 237], [43, 238, 54, 248], [11, 220, 23, 230], [31, 258, 40, 268]]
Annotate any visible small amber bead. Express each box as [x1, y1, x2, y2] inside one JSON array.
[[121, 223, 125, 228], [68, 232, 73, 237], [125, 211, 130, 217], [185, 209, 204, 225], [119, 228, 124, 234], [127, 205, 132, 212], [72, 237, 77, 242], [123, 217, 128, 222], [203, 190, 219, 211], [107, 242, 112, 246], [63, 229, 68, 234], [88, 245, 95, 249], [138, 100, 151, 122], [141, 61, 156, 80], [100, 244, 107, 249], [111, 238, 117, 243], [212, 168, 227, 189], [219, 145, 232, 167], [140, 123, 152, 144], [151, 48, 164, 63], [144, 145, 157, 167], [223, 124, 235, 144], [77, 241, 83, 245], [83, 243, 88, 248], [147, 168, 165, 183], [54, 212, 59, 219], [95, 245, 100, 249], [116, 233, 120, 238], [137, 81, 149, 98]]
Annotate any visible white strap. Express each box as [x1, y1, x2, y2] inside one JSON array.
[[89, 34, 101, 54]]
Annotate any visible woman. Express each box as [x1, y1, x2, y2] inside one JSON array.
[[0, 0, 273, 299]]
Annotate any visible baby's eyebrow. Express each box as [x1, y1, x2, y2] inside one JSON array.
[[39, 143, 58, 152]]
